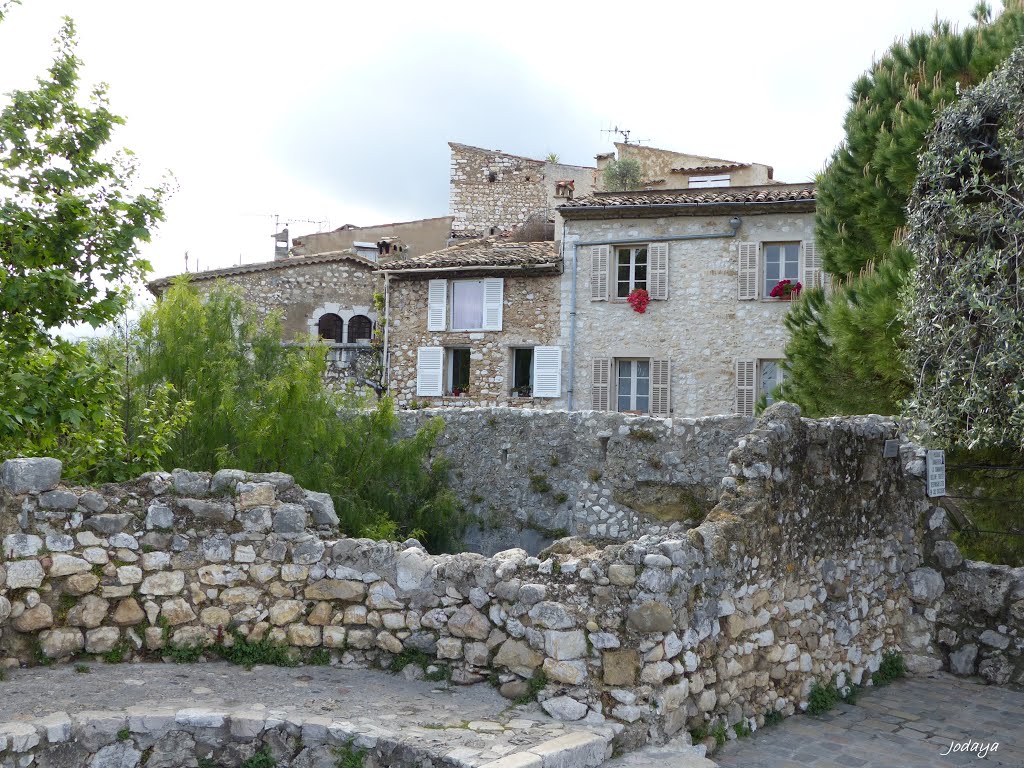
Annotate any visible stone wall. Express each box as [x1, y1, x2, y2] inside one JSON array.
[[291, 216, 454, 260], [0, 405, 942, 753], [395, 409, 752, 555], [561, 211, 815, 417], [387, 274, 564, 411], [449, 143, 595, 236]]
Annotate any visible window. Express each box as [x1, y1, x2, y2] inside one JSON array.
[[617, 359, 651, 413], [347, 315, 372, 344], [448, 348, 471, 395], [763, 243, 800, 298], [451, 280, 484, 330], [689, 174, 730, 188], [616, 247, 648, 298], [512, 348, 533, 396], [317, 313, 343, 343], [760, 360, 786, 406]]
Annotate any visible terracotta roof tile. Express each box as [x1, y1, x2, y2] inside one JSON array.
[[378, 238, 558, 273], [559, 183, 816, 213], [669, 162, 750, 174]]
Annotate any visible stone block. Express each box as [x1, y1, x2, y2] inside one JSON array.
[[602, 650, 640, 686], [1, 457, 61, 494], [544, 630, 587, 660], [627, 602, 674, 633]]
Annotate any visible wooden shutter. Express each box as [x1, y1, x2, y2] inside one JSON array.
[[590, 245, 610, 300], [482, 278, 503, 331], [649, 243, 669, 300], [427, 279, 447, 331], [735, 359, 756, 417], [532, 346, 562, 398], [650, 358, 671, 417], [416, 347, 444, 396], [737, 242, 758, 300], [802, 240, 822, 290], [591, 358, 612, 411]]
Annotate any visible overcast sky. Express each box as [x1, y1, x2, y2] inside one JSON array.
[[0, 0, 985, 287]]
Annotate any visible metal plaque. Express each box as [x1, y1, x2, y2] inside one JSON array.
[[926, 450, 946, 498]]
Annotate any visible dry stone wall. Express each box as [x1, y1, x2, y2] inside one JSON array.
[[0, 404, 944, 756], [396, 409, 752, 555]]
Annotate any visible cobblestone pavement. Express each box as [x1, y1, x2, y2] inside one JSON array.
[[714, 673, 1024, 768], [0, 662, 614, 766]]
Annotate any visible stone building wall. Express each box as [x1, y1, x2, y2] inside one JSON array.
[[386, 273, 564, 410], [395, 409, 752, 555], [595, 144, 776, 190], [291, 216, 454, 260], [449, 143, 595, 236], [0, 406, 945, 754], [561, 211, 814, 417]]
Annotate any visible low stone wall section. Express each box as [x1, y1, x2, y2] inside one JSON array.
[[0, 404, 944, 753], [396, 408, 752, 553]]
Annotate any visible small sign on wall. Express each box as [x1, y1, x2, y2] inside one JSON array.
[[926, 450, 946, 498]]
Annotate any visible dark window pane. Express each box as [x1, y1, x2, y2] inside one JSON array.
[[617, 281, 631, 298], [636, 395, 649, 413], [635, 248, 647, 265], [317, 313, 343, 342], [347, 315, 372, 342]]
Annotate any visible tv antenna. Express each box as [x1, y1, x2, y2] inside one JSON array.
[[601, 124, 649, 146]]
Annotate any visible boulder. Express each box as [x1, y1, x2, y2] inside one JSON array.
[[0, 457, 61, 494]]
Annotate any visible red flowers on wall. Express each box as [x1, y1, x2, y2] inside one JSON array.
[[627, 288, 651, 313], [769, 279, 802, 299]]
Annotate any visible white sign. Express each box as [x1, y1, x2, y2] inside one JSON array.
[[926, 450, 946, 498]]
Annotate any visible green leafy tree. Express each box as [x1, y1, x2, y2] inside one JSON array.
[[601, 157, 644, 192], [781, 2, 1024, 415], [137, 281, 467, 551], [0, 6, 180, 479]]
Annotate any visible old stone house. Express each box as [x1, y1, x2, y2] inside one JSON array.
[[379, 238, 565, 409], [595, 142, 779, 190], [556, 183, 819, 418]]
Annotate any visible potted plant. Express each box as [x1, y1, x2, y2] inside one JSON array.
[[769, 279, 802, 300], [627, 288, 651, 313]]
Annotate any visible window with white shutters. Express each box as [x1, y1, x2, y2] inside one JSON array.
[[532, 346, 562, 398], [592, 358, 612, 411], [737, 243, 758, 300], [590, 245, 610, 301], [802, 240, 823, 290], [427, 279, 447, 331], [649, 243, 669, 300], [650, 358, 670, 417], [482, 277, 503, 331], [735, 359, 756, 416], [416, 347, 444, 396]]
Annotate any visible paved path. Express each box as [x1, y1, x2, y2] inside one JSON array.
[[0, 662, 614, 767], [714, 673, 1024, 768]]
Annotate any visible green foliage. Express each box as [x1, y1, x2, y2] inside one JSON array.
[[904, 46, 1024, 450], [601, 158, 644, 191], [74, 663, 90, 674], [333, 741, 367, 768], [763, 709, 784, 727], [807, 679, 841, 715], [949, 447, 1024, 565], [212, 630, 297, 670], [627, 427, 657, 442], [305, 648, 331, 666], [689, 725, 707, 743], [116, 728, 131, 742], [388, 648, 434, 674], [514, 669, 549, 705], [553, 491, 569, 504], [167, 641, 207, 664], [135, 281, 467, 552], [528, 473, 551, 493], [102, 641, 129, 664], [239, 748, 276, 768], [711, 721, 728, 747], [783, 3, 1024, 415], [872, 650, 907, 686], [0, 14, 167, 352], [733, 719, 751, 738], [545, 152, 559, 163]]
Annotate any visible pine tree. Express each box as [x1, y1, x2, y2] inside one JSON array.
[[782, 1, 1024, 416]]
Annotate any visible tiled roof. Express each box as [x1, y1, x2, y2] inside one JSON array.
[[378, 238, 558, 273], [670, 162, 750, 174], [558, 183, 815, 215], [147, 250, 376, 293]]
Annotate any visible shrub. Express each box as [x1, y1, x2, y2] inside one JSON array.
[[872, 650, 907, 686], [807, 679, 840, 715]]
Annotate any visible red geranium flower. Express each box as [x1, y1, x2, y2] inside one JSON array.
[[627, 288, 650, 313]]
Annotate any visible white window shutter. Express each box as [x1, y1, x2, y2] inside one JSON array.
[[482, 278, 503, 331], [591, 358, 612, 411], [427, 279, 447, 331], [737, 242, 758, 300], [532, 346, 562, 398], [416, 347, 444, 396], [650, 358, 671, 417], [590, 245, 609, 301], [735, 359, 756, 417], [802, 240, 822, 290], [649, 243, 669, 300]]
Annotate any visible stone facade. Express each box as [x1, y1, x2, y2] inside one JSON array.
[[386, 271, 564, 410], [396, 409, 752, 555], [595, 143, 778, 190], [291, 216, 454, 260], [559, 203, 816, 417], [0, 406, 953, 756], [449, 143, 596, 237]]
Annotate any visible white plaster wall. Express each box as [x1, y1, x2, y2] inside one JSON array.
[[561, 212, 815, 417]]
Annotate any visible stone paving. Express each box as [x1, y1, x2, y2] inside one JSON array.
[[713, 673, 1024, 768], [0, 662, 615, 767]]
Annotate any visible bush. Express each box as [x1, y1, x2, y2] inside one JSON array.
[[134, 281, 468, 551]]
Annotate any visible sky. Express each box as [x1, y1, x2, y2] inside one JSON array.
[[0, 0, 986, 292]]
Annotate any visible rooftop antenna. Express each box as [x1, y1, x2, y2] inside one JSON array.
[[601, 124, 650, 147], [184, 251, 189, 273]]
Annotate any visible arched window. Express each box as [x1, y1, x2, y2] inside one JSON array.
[[347, 315, 373, 344], [317, 313, 343, 343]]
